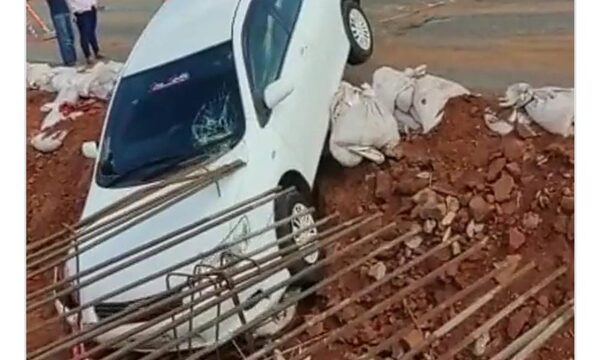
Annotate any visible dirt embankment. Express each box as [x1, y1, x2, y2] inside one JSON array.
[[26, 90, 106, 354], [25, 90, 573, 359], [313, 95, 573, 359]]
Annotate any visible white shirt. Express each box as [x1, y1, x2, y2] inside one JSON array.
[[67, 0, 98, 13]]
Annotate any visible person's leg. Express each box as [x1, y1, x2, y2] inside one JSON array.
[[49, 13, 77, 66], [89, 6, 101, 57], [75, 12, 92, 61]]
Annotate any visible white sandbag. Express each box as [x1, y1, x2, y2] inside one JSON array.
[[500, 83, 574, 137], [372, 65, 469, 134], [30, 130, 69, 153], [329, 82, 400, 167], [26, 63, 54, 91], [27, 61, 123, 153], [40, 86, 80, 130], [411, 72, 470, 133]]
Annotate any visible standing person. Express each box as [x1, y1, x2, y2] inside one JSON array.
[[44, 0, 77, 66], [68, 0, 104, 64]]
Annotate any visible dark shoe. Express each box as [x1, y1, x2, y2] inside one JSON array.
[[95, 53, 106, 61]]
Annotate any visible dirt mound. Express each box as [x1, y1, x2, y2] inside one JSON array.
[[26, 90, 105, 354], [315, 95, 573, 359], [25, 91, 573, 359]]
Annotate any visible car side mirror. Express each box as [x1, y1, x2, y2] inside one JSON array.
[[264, 78, 295, 110], [82, 141, 99, 159]]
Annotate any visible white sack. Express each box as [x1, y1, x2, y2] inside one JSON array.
[[31, 130, 69, 153], [329, 82, 400, 167], [27, 61, 123, 153], [500, 83, 574, 137], [372, 65, 469, 134]]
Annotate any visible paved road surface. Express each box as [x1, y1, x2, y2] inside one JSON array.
[[27, 0, 573, 92]]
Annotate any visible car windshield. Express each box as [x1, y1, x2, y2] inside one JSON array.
[[96, 41, 245, 188]]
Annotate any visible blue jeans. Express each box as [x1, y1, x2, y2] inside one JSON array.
[[50, 13, 77, 66], [75, 7, 100, 59]]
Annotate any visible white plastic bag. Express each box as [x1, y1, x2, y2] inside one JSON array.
[[329, 82, 400, 167], [31, 130, 69, 153], [500, 83, 574, 137]]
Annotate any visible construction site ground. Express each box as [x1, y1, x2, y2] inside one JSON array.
[[26, 87, 574, 359]]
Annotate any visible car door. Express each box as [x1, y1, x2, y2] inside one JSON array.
[[242, 0, 347, 185]]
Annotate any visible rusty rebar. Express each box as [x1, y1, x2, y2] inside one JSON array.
[[28, 214, 347, 360], [295, 238, 488, 359], [27, 172, 231, 274], [436, 266, 568, 360], [85, 215, 388, 360], [26, 160, 244, 254], [357, 263, 511, 360], [189, 228, 434, 360], [26, 199, 312, 334], [398, 261, 537, 360], [27, 187, 291, 306]]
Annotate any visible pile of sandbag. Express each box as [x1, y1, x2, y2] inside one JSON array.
[[329, 65, 469, 167], [485, 83, 574, 137], [27, 61, 123, 152]]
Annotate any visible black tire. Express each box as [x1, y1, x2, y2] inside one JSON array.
[[274, 190, 323, 287], [342, 1, 374, 65]]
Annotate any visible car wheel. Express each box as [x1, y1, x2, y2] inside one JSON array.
[[274, 190, 323, 287], [342, 1, 374, 65]]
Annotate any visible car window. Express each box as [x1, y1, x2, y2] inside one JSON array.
[[268, 0, 302, 32], [243, 0, 303, 127]]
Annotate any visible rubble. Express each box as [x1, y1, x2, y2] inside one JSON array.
[[508, 228, 526, 251], [375, 171, 394, 201], [469, 196, 492, 222], [473, 332, 491, 357], [502, 138, 526, 162], [522, 212, 542, 230], [493, 173, 515, 202], [487, 157, 507, 182], [368, 262, 388, 281], [507, 307, 533, 339], [560, 196, 574, 213]]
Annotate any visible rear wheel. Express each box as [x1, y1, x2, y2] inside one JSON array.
[[342, 1, 374, 65], [274, 190, 323, 287]]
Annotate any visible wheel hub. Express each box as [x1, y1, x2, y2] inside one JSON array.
[[291, 203, 319, 264], [349, 8, 372, 51]]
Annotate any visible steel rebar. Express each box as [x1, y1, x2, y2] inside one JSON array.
[[436, 266, 568, 360], [398, 261, 537, 360], [27, 187, 291, 306], [88, 215, 388, 360]]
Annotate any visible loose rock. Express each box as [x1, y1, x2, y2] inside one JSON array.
[[469, 196, 492, 222], [553, 215, 569, 234], [423, 219, 437, 234], [508, 227, 526, 251], [368, 262, 387, 281], [506, 162, 522, 178], [441, 211, 456, 227], [503, 137, 526, 162], [507, 307, 533, 339], [486, 157, 507, 182], [375, 171, 393, 201], [473, 332, 491, 357], [493, 173, 515, 202], [406, 235, 424, 250], [446, 196, 460, 213], [522, 212, 542, 230], [561, 196, 574, 214]]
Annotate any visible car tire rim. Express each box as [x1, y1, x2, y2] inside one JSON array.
[[349, 8, 372, 51], [291, 203, 319, 264]]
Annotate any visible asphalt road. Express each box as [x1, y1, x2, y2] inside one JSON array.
[[27, 0, 573, 92]]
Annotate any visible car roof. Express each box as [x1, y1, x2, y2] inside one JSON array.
[[123, 0, 241, 76]]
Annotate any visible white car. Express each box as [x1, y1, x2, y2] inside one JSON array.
[[57, 0, 373, 351]]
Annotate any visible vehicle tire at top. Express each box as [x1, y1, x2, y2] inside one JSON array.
[[342, 1, 374, 65], [274, 189, 323, 287]]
